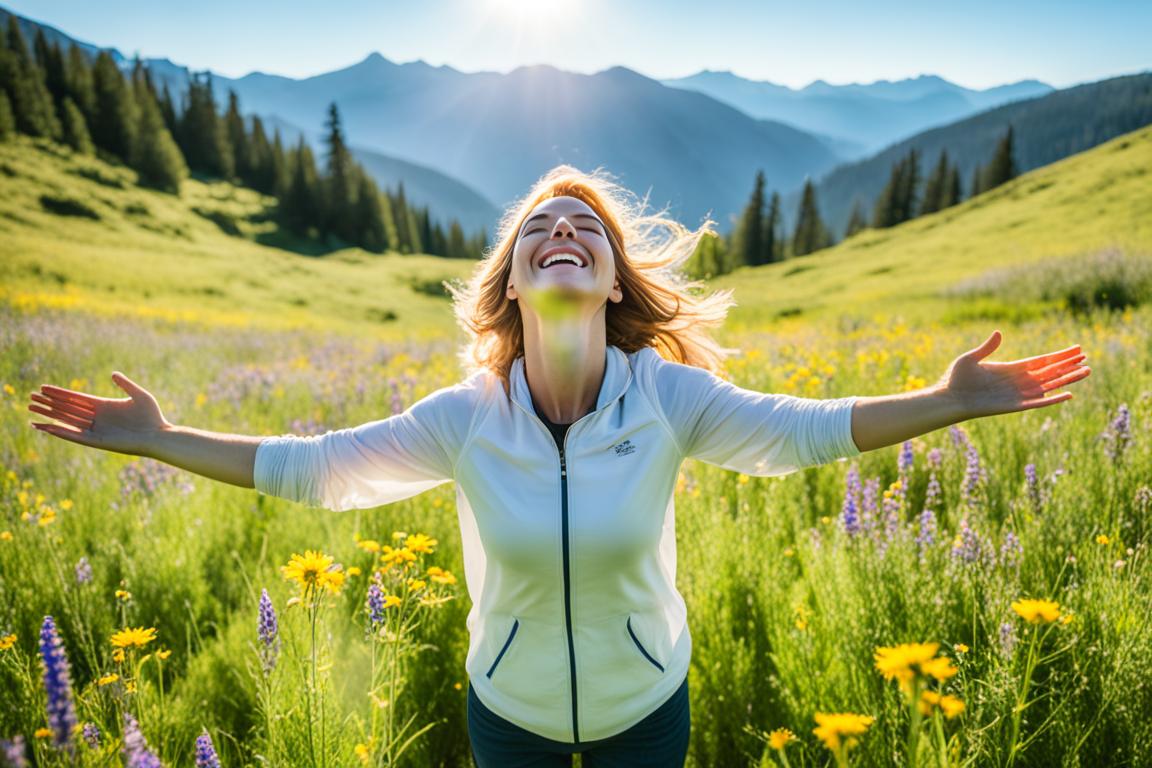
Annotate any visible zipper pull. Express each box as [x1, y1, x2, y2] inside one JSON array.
[[560, 448, 567, 477]]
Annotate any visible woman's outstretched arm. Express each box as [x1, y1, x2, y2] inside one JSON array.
[[28, 371, 261, 488], [849, 330, 1092, 453]]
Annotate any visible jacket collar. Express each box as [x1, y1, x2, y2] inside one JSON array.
[[509, 345, 633, 417]]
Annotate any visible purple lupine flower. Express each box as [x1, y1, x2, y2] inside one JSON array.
[[924, 472, 942, 511], [927, 447, 942, 470], [861, 477, 880, 536], [389, 378, 403, 416], [1135, 486, 1152, 516], [1, 736, 27, 767], [999, 622, 1017, 658], [39, 616, 77, 750], [118, 459, 194, 501], [194, 730, 221, 768], [257, 589, 279, 676], [1000, 530, 1023, 568], [961, 443, 985, 509], [915, 508, 937, 556], [1101, 404, 1131, 462], [840, 465, 861, 536], [949, 425, 969, 449], [122, 713, 162, 768], [898, 440, 914, 476], [1024, 463, 1042, 514], [75, 557, 93, 585], [950, 517, 984, 564], [82, 722, 100, 749], [367, 581, 386, 626]]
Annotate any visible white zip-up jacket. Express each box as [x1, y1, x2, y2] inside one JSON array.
[[254, 345, 861, 743]]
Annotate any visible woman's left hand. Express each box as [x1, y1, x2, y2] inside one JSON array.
[[939, 330, 1092, 419]]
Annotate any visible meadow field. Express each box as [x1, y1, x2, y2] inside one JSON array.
[[1, 126, 1151, 767]]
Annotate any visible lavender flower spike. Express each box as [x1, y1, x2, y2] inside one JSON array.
[[258, 588, 279, 675], [82, 722, 100, 749], [367, 581, 386, 626], [39, 616, 77, 750], [840, 464, 861, 536], [122, 713, 163, 768], [75, 557, 93, 585], [195, 730, 222, 768], [1, 736, 28, 768]]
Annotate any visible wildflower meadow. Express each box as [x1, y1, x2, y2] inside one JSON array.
[[1, 297, 1149, 766]]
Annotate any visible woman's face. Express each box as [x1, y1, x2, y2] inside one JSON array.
[[507, 196, 622, 313]]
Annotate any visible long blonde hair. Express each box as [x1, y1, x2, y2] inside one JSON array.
[[449, 165, 736, 385]]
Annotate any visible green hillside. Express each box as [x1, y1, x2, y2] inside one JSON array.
[[716, 124, 1152, 329], [0, 137, 475, 339], [2, 124, 1150, 342]]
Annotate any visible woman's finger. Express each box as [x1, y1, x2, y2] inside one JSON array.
[[30, 392, 96, 418], [30, 421, 102, 449], [1028, 356, 1087, 384], [38, 384, 111, 408], [1013, 345, 1082, 371], [28, 403, 94, 429], [1017, 392, 1074, 410], [1040, 366, 1092, 392]]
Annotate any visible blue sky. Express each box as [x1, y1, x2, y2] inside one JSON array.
[[7, 0, 1149, 90]]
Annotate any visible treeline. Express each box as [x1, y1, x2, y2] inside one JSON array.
[[688, 126, 1019, 278], [0, 17, 485, 257]]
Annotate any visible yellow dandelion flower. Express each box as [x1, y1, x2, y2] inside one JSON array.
[[98, 673, 120, 686], [939, 695, 965, 719], [34, 727, 52, 739], [348, 566, 362, 577], [737, 474, 749, 484], [874, 642, 940, 682], [380, 546, 417, 566], [115, 589, 132, 601], [59, 499, 73, 511], [110, 627, 157, 649], [918, 690, 941, 716], [125, 680, 137, 693], [812, 712, 874, 752], [768, 728, 795, 750], [783, 548, 795, 558], [157, 649, 171, 660], [0, 633, 16, 650], [405, 533, 438, 554], [2, 383, 14, 396], [354, 743, 370, 763], [383, 594, 402, 609], [356, 539, 382, 553], [407, 578, 427, 591], [0, 531, 11, 542], [1096, 534, 1110, 545], [1011, 598, 1061, 625], [427, 566, 457, 585], [454, 681, 463, 691], [112, 649, 125, 664], [281, 550, 344, 595], [920, 657, 958, 682], [319, 569, 345, 594], [391, 531, 408, 541]]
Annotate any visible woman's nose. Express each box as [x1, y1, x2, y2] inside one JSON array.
[[550, 217, 577, 239]]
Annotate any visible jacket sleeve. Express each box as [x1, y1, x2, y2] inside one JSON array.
[[650, 353, 860, 476], [253, 374, 484, 511]]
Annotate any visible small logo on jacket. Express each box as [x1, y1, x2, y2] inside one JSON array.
[[613, 440, 636, 457]]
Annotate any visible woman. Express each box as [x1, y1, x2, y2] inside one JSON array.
[[29, 166, 1091, 767]]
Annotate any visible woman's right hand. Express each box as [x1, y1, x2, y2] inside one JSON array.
[[28, 371, 173, 457]]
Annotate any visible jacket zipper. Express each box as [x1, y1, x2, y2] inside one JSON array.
[[558, 437, 580, 742]]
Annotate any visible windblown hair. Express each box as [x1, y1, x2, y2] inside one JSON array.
[[449, 165, 737, 385]]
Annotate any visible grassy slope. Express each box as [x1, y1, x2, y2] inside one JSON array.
[[714, 124, 1152, 329], [0, 138, 475, 340], [1, 124, 1150, 340]]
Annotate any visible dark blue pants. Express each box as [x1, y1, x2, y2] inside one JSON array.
[[468, 676, 691, 767]]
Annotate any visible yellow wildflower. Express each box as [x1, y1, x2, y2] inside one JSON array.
[[356, 539, 382, 553], [111, 627, 157, 649], [115, 589, 132, 602], [939, 695, 965, 719], [60, 499, 73, 511], [2, 383, 14, 396], [98, 673, 120, 686], [126, 680, 137, 693], [383, 594, 402, 609], [391, 531, 408, 541], [0, 633, 16, 650], [405, 533, 438, 554], [783, 548, 795, 558], [380, 546, 417, 567], [407, 578, 427, 591], [0, 531, 11, 541], [454, 682, 463, 691], [354, 743, 370, 763], [737, 474, 749, 484], [281, 550, 344, 595], [768, 727, 795, 750], [1011, 599, 1061, 625], [427, 566, 457, 585], [112, 649, 125, 664], [954, 643, 969, 654], [1096, 534, 1110, 545], [920, 657, 958, 682], [157, 649, 171, 660], [874, 642, 939, 681], [348, 566, 362, 577], [34, 727, 52, 739], [812, 712, 874, 752]]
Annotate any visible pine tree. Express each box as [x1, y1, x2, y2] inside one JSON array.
[[792, 178, 831, 256], [90, 51, 137, 160], [281, 138, 322, 237], [322, 102, 355, 241], [3, 17, 61, 139], [418, 208, 434, 255], [392, 182, 412, 253], [734, 170, 766, 267], [764, 191, 781, 264], [984, 125, 1017, 190], [352, 168, 387, 252], [920, 150, 950, 215], [178, 72, 232, 178], [872, 156, 901, 228], [131, 64, 187, 193], [431, 221, 448, 258], [970, 164, 985, 198], [896, 147, 921, 222], [944, 165, 962, 207], [157, 83, 177, 135], [64, 44, 95, 120], [247, 115, 274, 194], [59, 96, 93, 154], [0, 90, 14, 139], [844, 200, 867, 239], [37, 37, 68, 107], [224, 90, 250, 183], [448, 220, 467, 259], [270, 129, 289, 199]]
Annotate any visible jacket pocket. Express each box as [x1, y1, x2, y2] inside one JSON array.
[[485, 618, 520, 679], [626, 616, 665, 673]]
